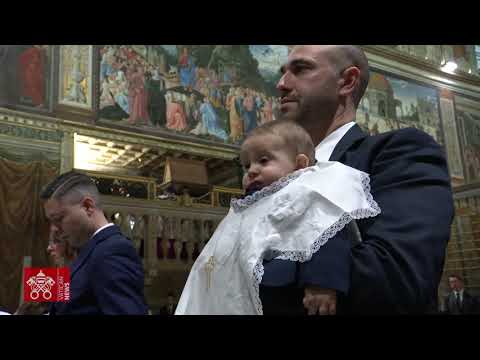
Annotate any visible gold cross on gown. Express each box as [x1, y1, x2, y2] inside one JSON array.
[[204, 256, 215, 291]]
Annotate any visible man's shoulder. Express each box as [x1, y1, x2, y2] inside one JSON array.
[[92, 227, 137, 259], [367, 127, 438, 147], [356, 127, 443, 161], [464, 291, 476, 299]]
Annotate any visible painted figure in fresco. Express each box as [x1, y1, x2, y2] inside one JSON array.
[[184, 93, 197, 127], [262, 96, 273, 123], [98, 77, 129, 120], [65, 46, 87, 104], [210, 86, 222, 108], [179, 47, 196, 91], [18, 45, 46, 107], [145, 70, 167, 127], [114, 81, 130, 115], [463, 147, 476, 180], [190, 99, 208, 136], [126, 46, 137, 62], [199, 97, 228, 141], [255, 91, 264, 115], [242, 89, 258, 134], [467, 147, 480, 180], [128, 66, 150, 125], [226, 87, 244, 142], [100, 46, 115, 81], [165, 91, 188, 131], [222, 65, 232, 83], [96, 45, 286, 146], [0, 45, 11, 106], [151, 66, 166, 90], [100, 77, 115, 108]]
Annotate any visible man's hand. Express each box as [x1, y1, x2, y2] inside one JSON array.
[[303, 287, 337, 315]]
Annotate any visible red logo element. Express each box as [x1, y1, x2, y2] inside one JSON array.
[[23, 268, 70, 302]]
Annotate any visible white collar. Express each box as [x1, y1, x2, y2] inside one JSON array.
[[315, 122, 356, 162], [92, 223, 115, 239]]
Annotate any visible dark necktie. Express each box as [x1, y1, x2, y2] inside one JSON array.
[[456, 292, 462, 312]]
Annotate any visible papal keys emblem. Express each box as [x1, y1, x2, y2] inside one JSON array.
[[24, 267, 70, 302], [26, 270, 56, 300]]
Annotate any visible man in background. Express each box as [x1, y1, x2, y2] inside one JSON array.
[[444, 274, 479, 314], [41, 171, 148, 315]]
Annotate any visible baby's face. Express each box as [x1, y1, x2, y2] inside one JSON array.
[[240, 134, 297, 194]]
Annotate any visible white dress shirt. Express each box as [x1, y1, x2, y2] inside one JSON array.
[[315, 122, 356, 162], [92, 223, 115, 239]]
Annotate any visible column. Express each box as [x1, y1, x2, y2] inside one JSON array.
[[60, 131, 74, 173], [146, 214, 158, 271]]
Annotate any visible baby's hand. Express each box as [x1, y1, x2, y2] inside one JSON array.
[[303, 286, 337, 315]]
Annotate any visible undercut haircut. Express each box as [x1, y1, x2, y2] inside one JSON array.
[[40, 170, 102, 207]]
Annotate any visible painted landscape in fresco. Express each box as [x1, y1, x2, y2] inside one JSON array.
[[98, 45, 288, 144], [356, 71, 443, 144]]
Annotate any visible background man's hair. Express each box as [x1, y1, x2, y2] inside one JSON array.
[[40, 171, 101, 207], [243, 119, 316, 165], [448, 274, 463, 282]]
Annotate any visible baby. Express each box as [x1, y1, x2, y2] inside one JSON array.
[[176, 119, 380, 315]]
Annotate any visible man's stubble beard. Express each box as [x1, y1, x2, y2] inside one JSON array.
[[280, 100, 324, 139], [67, 222, 92, 251]]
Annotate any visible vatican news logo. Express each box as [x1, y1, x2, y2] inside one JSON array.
[[23, 268, 70, 302]]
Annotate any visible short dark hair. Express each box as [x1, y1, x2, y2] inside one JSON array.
[[242, 119, 316, 165], [448, 274, 463, 282], [40, 170, 101, 206]]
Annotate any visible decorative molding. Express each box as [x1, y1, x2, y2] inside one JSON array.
[[0, 122, 63, 143], [362, 46, 480, 99], [454, 94, 480, 111], [101, 194, 228, 219], [363, 46, 480, 87], [0, 141, 59, 166], [0, 107, 239, 161], [0, 110, 61, 166], [60, 132, 74, 173]]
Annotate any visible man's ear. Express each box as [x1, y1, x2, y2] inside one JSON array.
[[81, 196, 96, 216], [339, 66, 360, 98], [295, 154, 310, 170]]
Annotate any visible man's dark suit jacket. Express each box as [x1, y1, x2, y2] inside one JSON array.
[[260, 124, 454, 315], [444, 291, 479, 314], [50, 225, 148, 315]]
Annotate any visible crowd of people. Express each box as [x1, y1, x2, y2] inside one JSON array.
[[99, 45, 281, 144]]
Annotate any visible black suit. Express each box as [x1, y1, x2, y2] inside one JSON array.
[[444, 291, 480, 314], [260, 124, 454, 315], [50, 225, 148, 315]]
